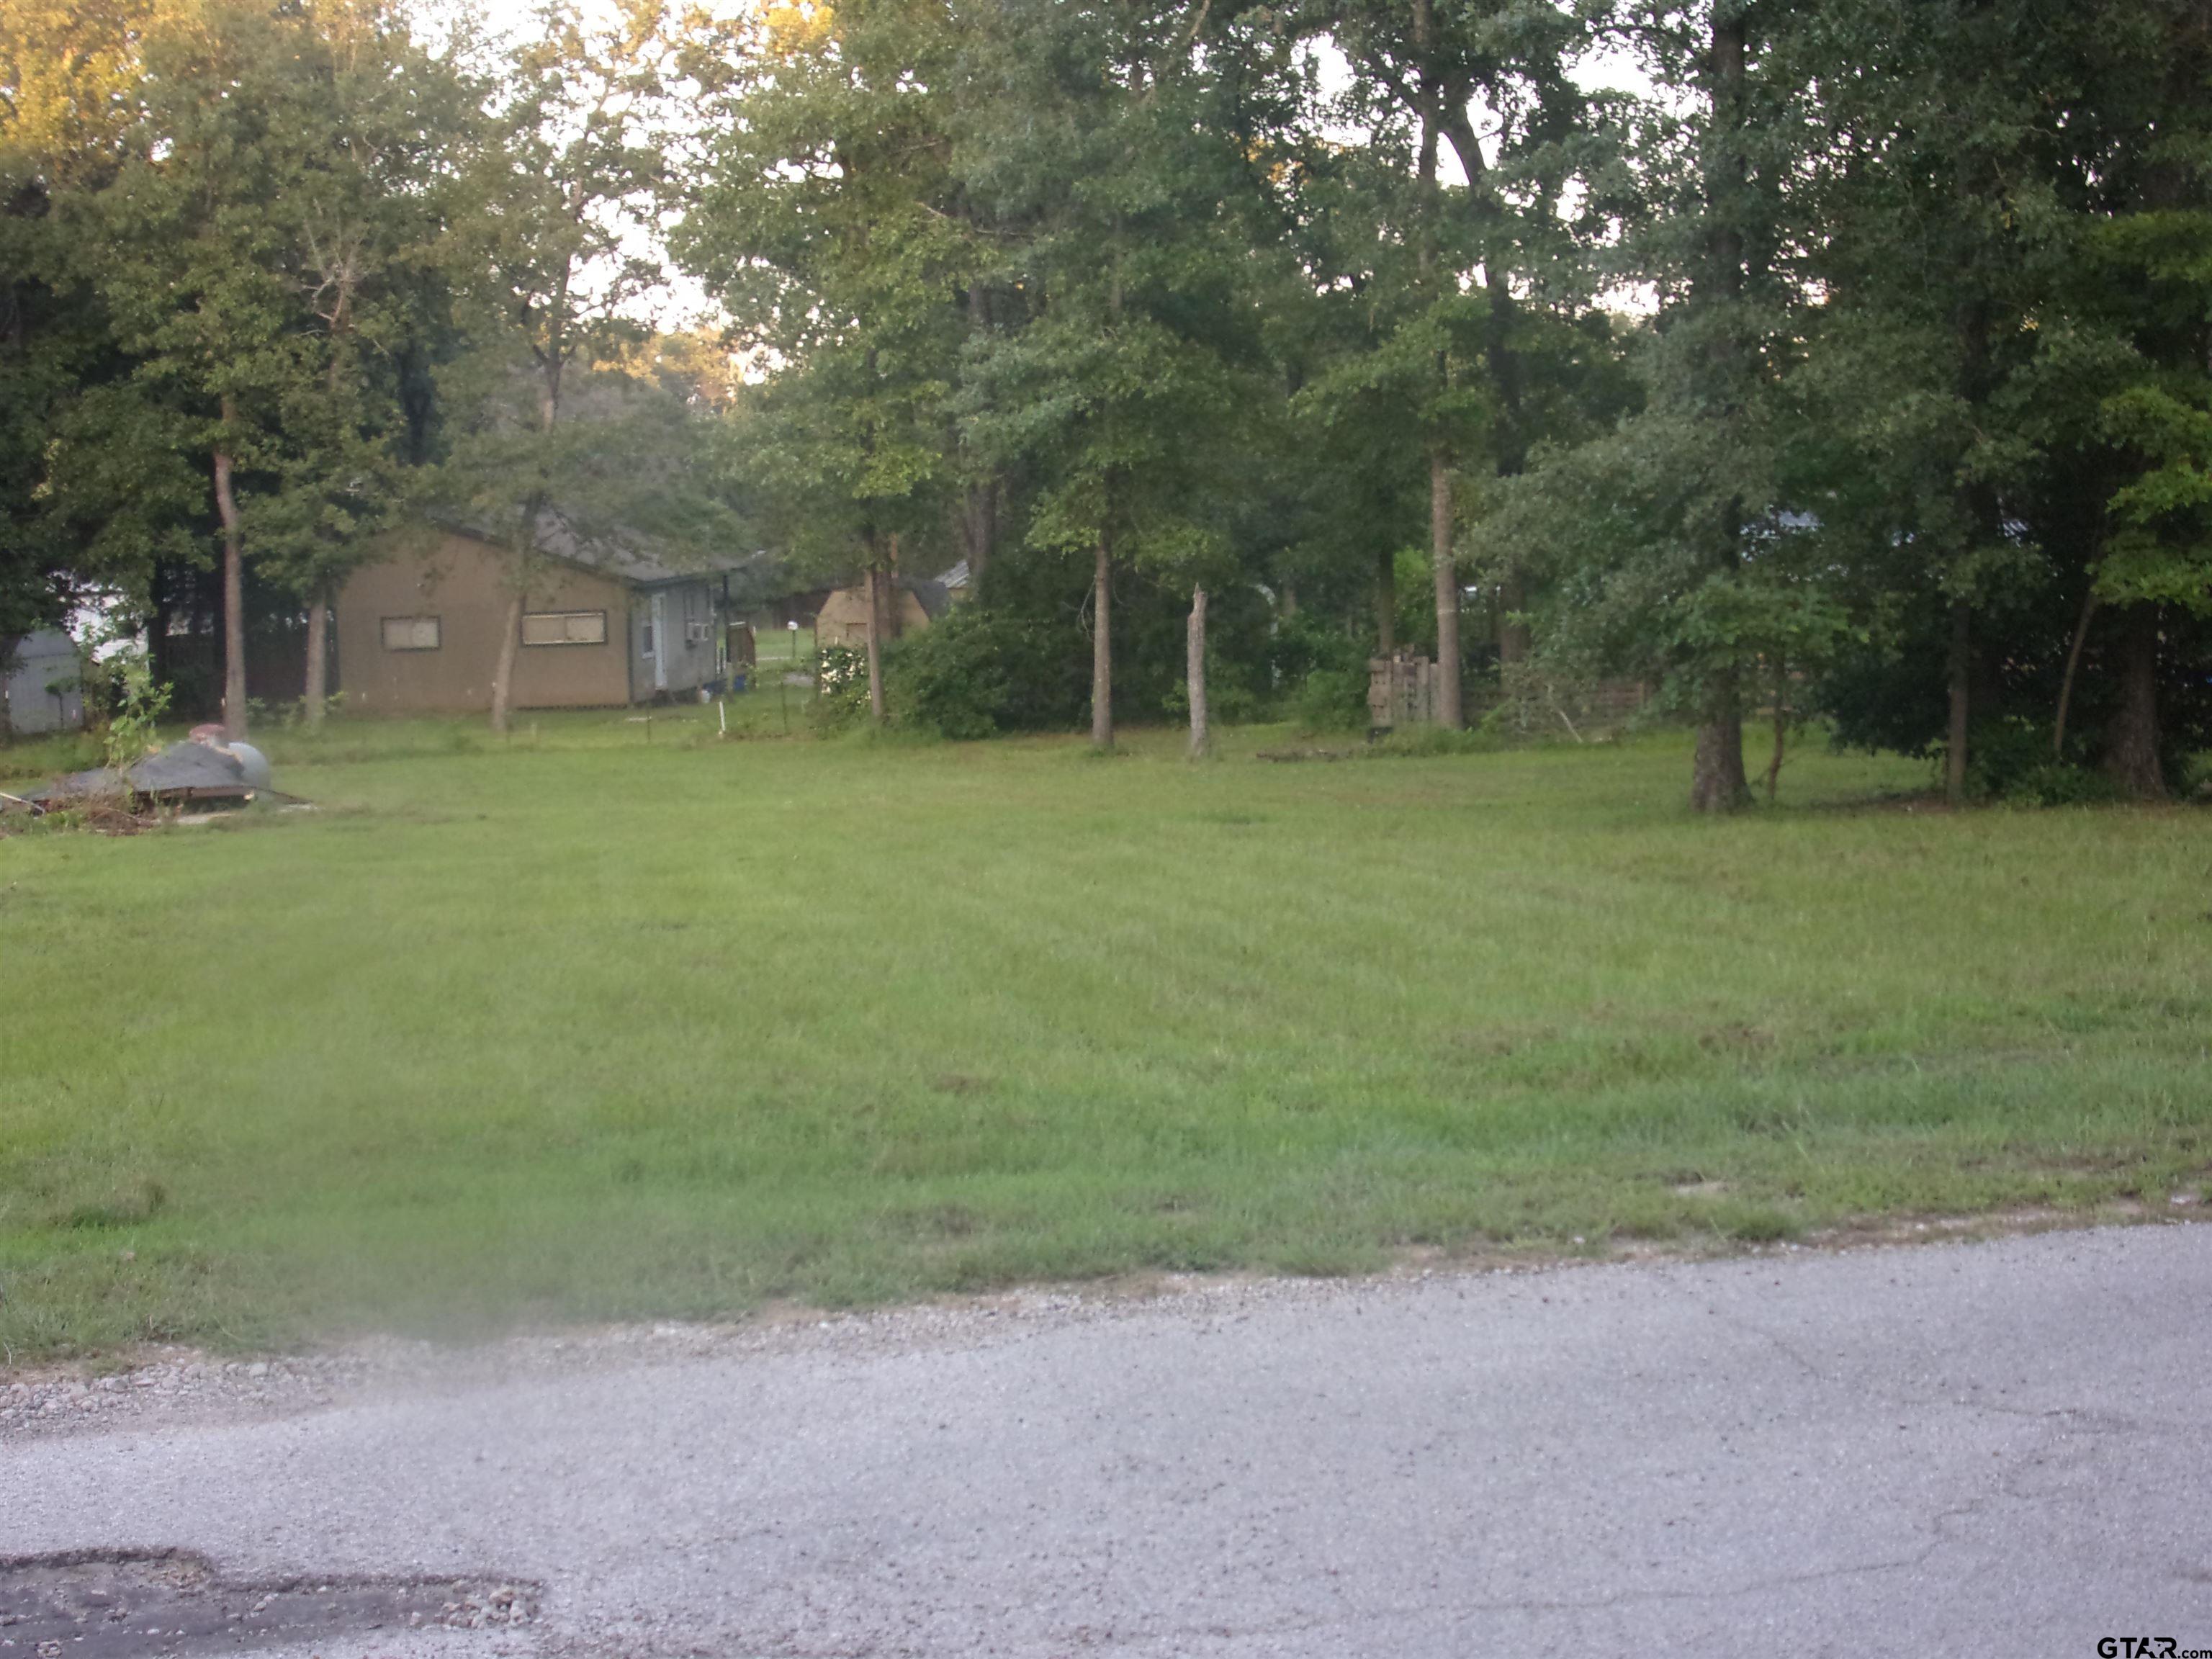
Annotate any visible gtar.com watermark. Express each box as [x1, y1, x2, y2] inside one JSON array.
[[2097, 1641, 2212, 1658]]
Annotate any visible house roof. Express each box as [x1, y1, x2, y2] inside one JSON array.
[[904, 575, 953, 621], [822, 573, 953, 620], [442, 513, 762, 590]]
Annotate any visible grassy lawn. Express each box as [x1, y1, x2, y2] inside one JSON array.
[[2, 704, 2208, 1359]]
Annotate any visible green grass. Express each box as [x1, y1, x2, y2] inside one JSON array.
[[3, 706, 2209, 1359]]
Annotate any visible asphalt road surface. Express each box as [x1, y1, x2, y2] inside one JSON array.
[[5, 1224, 2209, 1658]]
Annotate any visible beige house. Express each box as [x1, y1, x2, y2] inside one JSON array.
[[336, 522, 747, 714]]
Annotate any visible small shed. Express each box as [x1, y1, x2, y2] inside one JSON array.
[[814, 575, 954, 649], [2, 630, 85, 737]]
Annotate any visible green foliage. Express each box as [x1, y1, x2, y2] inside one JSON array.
[[888, 606, 1089, 739], [809, 644, 871, 732], [96, 644, 169, 778], [675, 0, 968, 588], [1947, 717, 2119, 807], [1269, 611, 1370, 732]]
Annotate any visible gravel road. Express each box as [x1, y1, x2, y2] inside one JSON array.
[[4, 1224, 2209, 1658]]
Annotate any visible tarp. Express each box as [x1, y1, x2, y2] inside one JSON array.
[[17, 740, 261, 806]]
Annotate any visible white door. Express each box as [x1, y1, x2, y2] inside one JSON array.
[[649, 593, 668, 691]]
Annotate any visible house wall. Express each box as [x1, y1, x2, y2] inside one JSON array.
[[626, 579, 723, 698], [336, 533, 633, 713]]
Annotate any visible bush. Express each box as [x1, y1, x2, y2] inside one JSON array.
[[2007, 763, 2121, 807], [1290, 667, 1367, 732], [811, 644, 871, 732], [889, 607, 1090, 737], [1951, 716, 2109, 804], [1270, 612, 1369, 732]]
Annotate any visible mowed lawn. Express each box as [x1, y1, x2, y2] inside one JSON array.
[[2, 709, 2208, 1358]]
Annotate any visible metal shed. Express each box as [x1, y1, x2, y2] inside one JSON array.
[[2, 631, 85, 737]]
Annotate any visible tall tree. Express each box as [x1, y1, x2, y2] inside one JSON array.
[[1313, 0, 1599, 724], [678, 0, 971, 725], [243, 0, 472, 725], [2072, 0, 2212, 797], [0, 0, 176, 648], [952, 0, 1259, 750], [435, 0, 678, 734]]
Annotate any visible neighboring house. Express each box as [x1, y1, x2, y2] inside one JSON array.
[[814, 575, 954, 649], [336, 521, 752, 714], [2, 630, 85, 737]]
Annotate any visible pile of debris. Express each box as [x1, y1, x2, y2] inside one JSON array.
[[1, 727, 287, 830]]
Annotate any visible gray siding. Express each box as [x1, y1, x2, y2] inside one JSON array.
[[629, 580, 722, 697], [3, 631, 86, 735]]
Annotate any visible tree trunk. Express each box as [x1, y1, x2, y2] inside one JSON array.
[[963, 479, 996, 586], [1411, 0, 1459, 732], [1498, 571, 1530, 666], [2103, 603, 2165, 800], [1375, 548, 1396, 655], [1686, 4, 1751, 813], [1429, 451, 1462, 729], [213, 401, 247, 741], [867, 533, 894, 641], [2053, 588, 2098, 760], [1689, 667, 1750, 811], [1187, 584, 1210, 759], [1765, 655, 1786, 803], [488, 585, 523, 736], [302, 583, 331, 727], [1944, 600, 1971, 806], [865, 562, 886, 725], [1091, 531, 1113, 751]]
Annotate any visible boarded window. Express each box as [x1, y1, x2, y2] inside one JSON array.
[[521, 610, 608, 647], [381, 616, 441, 651]]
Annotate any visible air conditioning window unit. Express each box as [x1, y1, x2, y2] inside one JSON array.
[[685, 619, 711, 644]]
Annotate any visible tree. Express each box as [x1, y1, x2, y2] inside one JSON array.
[[1491, 0, 1806, 808], [957, 0, 1270, 751], [0, 0, 175, 647], [14, 0, 464, 736], [433, 0, 681, 734], [2069, 1, 2212, 796], [678, 0, 971, 725], [1309, 0, 1604, 725], [239, 0, 473, 725]]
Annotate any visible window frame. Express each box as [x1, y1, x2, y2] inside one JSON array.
[[380, 615, 441, 652], [520, 609, 610, 648]]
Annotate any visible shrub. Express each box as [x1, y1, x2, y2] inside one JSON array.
[[1954, 716, 2119, 805], [811, 644, 871, 732], [889, 608, 1089, 737], [1271, 613, 1369, 732], [1289, 666, 1367, 732]]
